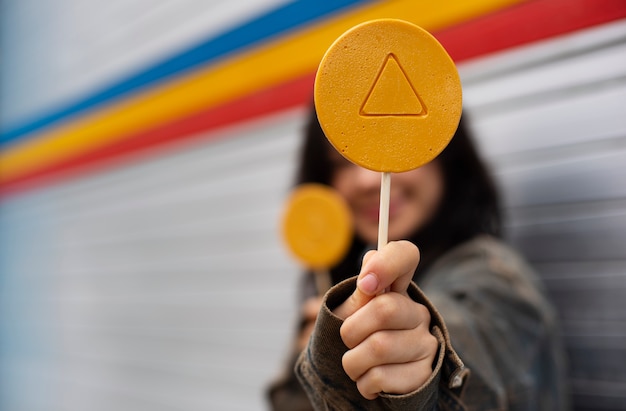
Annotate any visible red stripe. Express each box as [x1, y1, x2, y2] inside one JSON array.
[[2, 0, 625, 197], [436, 0, 626, 62], [0, 73, 315, 198]]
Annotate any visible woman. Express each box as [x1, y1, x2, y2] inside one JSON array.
[[268, 107, 569, 410]]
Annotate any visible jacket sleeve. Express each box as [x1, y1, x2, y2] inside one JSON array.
[[420, 237, 569, 410], [294, 277, 469, 411], [267, 347, 316, 411]]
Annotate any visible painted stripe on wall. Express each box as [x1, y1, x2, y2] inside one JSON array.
[[0, 0, 523, 190], [436, 0, 626, 62], [0, 74, 316, 197], [0, 0, 372, 144], [2, 0, 625, 198]]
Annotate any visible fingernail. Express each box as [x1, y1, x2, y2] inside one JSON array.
[[357, 273, 378, 295]]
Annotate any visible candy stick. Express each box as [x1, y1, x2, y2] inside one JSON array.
[[313, 269, 332, 295], [378, 172, 391, 250]]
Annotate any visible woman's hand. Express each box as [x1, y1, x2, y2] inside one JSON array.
[[297, 296, 324, 351], [333, 241, 438, 400]]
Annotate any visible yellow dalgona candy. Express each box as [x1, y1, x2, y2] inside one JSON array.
[[281, 184, 353, 270], [315, 19, 462, 173]]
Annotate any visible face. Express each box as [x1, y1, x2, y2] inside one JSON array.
[[329, 151, 445, 245]]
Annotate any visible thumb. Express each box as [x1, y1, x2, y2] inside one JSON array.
[[332, 241, 419, 319], [332, 250, 376, 320], [357, 241, 419, 296]]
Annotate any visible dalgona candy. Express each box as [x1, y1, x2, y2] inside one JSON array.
[[314, 19, 462, 172], [281, 184, 352, 270]]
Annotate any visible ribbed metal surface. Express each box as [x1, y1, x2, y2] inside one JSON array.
[[1, 0, 625, 409]]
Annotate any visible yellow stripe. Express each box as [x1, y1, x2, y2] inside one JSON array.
[[0, 0, 522, 183]]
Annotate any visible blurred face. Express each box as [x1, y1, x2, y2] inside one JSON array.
[[329, 151, 444, 245]]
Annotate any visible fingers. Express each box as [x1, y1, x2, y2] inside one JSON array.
[[355, 360, 436, 400], [340, 292, 430, 349], [342, 325, 437, 379], [332, 241, 419, 320], [337, 257, 438, 400], [332, 281, 376, 320], [356, 240, 420, 297], [297, 296, 323, 351], [341, 302, 438, 399], [303, 296, 323, 323], [297, 321, 315, 351]]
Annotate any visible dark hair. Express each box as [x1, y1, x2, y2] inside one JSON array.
[[295, 105, 502, 283]]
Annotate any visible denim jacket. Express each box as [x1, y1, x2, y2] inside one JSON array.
[[269, 236, 569, 410]]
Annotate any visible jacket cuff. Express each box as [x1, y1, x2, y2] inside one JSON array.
[[296, 276, 469, 410]]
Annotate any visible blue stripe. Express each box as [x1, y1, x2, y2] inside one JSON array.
[[1, 0, 373, 145]]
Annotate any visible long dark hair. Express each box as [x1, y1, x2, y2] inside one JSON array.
[[295, 105, 502, 284]]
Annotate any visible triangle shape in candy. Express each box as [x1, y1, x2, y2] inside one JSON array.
[[360, 54, 426, 117]]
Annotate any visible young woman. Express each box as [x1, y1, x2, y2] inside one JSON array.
[[268, 107, 570, 410]]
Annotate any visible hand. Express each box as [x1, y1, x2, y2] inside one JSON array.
[[297, 296, 324, 351], [333, 241, 438, 400]]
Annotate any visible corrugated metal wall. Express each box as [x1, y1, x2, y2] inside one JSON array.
[[463, 19, 626, 410], [1, 1, 625, 410], [1, 2, 305, 410], [0, 112, 304, 411]]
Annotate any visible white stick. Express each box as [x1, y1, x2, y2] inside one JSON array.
[[314, 269, 332, 296], [378, 172, 391, 250]]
